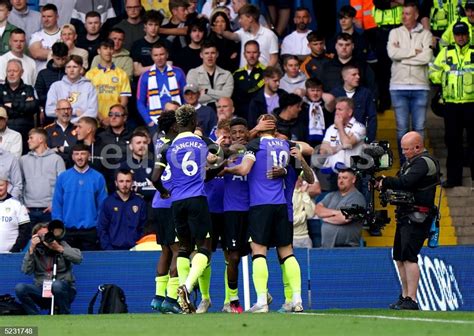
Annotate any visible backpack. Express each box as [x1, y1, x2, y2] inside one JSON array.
[[0, 294, 26, 315], [88, 284, 128, 314]]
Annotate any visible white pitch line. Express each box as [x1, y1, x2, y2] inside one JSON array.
[[296, 312, 474, 325]]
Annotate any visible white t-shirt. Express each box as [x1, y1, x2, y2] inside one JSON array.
[[0, 197, 30, 253], [322, 117, 366, 171], [235, 26, 279, 67], [0, 52, 37, 86], [29, 29, 61, 72], [281, 30, 312, 57]]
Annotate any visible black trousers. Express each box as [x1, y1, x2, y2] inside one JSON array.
[[375, 26, 394, 111], [64, 228, 98, 251], [444, 103, 474, 184]]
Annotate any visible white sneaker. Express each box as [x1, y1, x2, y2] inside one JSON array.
[[292, 302, 304, 313], [247, 303, 269, 313], [221, 303, 232, 313], [196, 299, 211, 314], [278, 302, 293, 313]]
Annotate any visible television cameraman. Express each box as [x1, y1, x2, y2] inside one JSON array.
[[15, 221, 82, 315], [374, 131, 440, 310]]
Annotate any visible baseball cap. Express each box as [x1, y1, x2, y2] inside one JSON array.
[[453, 21, 469, 35], [183, 83, 199, 93], [0, 107, 7, 119], [466, 0, 474, 9]]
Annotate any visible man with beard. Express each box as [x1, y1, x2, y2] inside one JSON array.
[[280, 7, 312, 60], [97, 168, 146, 250]]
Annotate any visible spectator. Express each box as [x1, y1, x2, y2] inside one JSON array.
[[8, 0, 40, 41], [279, 55, 307, 96], [201, 0, 236, 20], [28, 4, 61, 72], [58, 24, 89, 70], [314, 168, 366, 248], [331, 64, 377, 143], [320, 33, 376, 94], [45, 55, 98, 123], [247, 66, 286, 129], [159, 0, 190, 56], [300, 77, 335, 147], [214, 4, 278, 67], [207, 10, 240, 73], [0, 29, 37, 86], [182, 83, 217, 137], [0, 107, 22, 157], [39, 0, 75, 27], [300, 31, 331, 79], [280, 7, 312, 59], [114, 0, 145, 51], [0, 0, 17, 56], [90, 28, 133, 80], [273, 93, 307, 141], [71, 1, 115, 27], [74, 117, 104, 174], [326, 5, 369, 61], [388, 3, 432, 163], [75, 11, 102, 69], [232, 40, 265, 119], [52, 143, 108, 251], [0, 59, 40, 153], [319, 97, 366, 180], [0, 147, 22, 200], [97, 104, 132, 191], [174, 17, 208, 75], [98, 168, 146, 250], [230, 0, 268, 31], [136, 42, 186, 127], [0, 174, 29, 253], [209, 96, 235, 140], [131, 10, 168, 78], [86, 39, 131, 126], [186, 41, 234, 108], [20, 128, 65, 228], [44, 99, 77, 168], [15, 222, 82, 314], [292, 175, 316, 248], [34, 42, 68, 114]]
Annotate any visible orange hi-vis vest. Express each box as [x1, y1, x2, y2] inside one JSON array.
[[351, 0, 377, 30]]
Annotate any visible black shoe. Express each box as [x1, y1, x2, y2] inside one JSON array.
[[397, 296, 420, 310], [441, 181, 462, 188], [389, 295, 404, 309]]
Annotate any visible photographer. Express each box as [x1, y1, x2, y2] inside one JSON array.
[[15, 222, 82, 315], [375, 132, 440, 310]]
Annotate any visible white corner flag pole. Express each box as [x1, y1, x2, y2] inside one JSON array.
[[242, 255, 251, 311]]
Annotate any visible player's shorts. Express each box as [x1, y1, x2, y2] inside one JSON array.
[[210, 212, 225, 252], [224, 211, 250, 256], [172, 196, 212, 242], [392, 216, 431, 263], [153, 207, 178, 245], [248, 204, 292, 247]]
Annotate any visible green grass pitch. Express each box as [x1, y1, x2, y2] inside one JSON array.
[[2, 310, 474, 336]]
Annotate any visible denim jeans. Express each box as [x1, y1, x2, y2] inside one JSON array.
[[390, 89, 429, 161], [15, 281, 76, 315]]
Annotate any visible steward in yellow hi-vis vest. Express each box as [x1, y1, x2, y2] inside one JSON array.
[[429, 21, 474, 188], [430, 0, 466, 32], [440, 1, 474, 47], [373, 2, 403, 26]]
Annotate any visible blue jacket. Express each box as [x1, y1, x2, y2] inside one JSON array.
[[97, 192, 146, 250], [330, 86, 377, 143], [52, 167, 108, 229]]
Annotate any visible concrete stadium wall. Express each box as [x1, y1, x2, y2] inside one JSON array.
[[1, 246, 472, 314]]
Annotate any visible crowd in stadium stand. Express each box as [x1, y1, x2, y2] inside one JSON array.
[[0, 0, 472, 270]]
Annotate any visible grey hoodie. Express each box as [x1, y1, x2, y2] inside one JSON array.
[[45, 76, 98, 123], [20, 148, 66, 208], [280, 72, 308, 94], [0, 148, 22, 199]]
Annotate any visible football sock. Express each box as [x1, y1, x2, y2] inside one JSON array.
[[177, 256, 190, 286], [198, 264, 211, 300], [224, 263, 230, 304], [280, 263, 292, 303], [252, 255, 268, 305], [166, 277, 179, 300], [185, 253, 209, 293], [155, 275, 169, 297], [283, 255, 302, 303]]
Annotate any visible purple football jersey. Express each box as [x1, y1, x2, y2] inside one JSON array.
[[224, 154, 250, 212], [205, 176, 225, 213], [152, 137, 173, 209]]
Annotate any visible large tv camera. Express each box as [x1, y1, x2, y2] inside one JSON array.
[[341, 205, 390, 230], [379, 189, 415, 207], [350, 141, 393, 177]]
